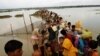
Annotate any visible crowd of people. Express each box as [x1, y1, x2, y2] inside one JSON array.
[[4, 10, 100, 56]]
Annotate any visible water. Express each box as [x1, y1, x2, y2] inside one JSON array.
[[0, 7, 100, 39]]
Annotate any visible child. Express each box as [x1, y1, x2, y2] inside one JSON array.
[[58, 37, 64, 56], [4, 40, 23, 56], [32, 44, 41, 56], [45, 43, 52, 56]]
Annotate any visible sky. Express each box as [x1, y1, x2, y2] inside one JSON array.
[[0, 0, 100, 9]]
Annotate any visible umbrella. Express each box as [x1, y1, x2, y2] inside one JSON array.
[[0, 15, 12, 19]]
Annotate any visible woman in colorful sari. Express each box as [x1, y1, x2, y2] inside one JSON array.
[[61, 29, 78, 56]]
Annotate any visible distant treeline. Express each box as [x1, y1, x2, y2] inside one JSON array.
[[0, 5, 100, 13]]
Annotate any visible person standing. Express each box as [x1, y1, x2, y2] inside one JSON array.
[[61, 30, 78, 56]]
